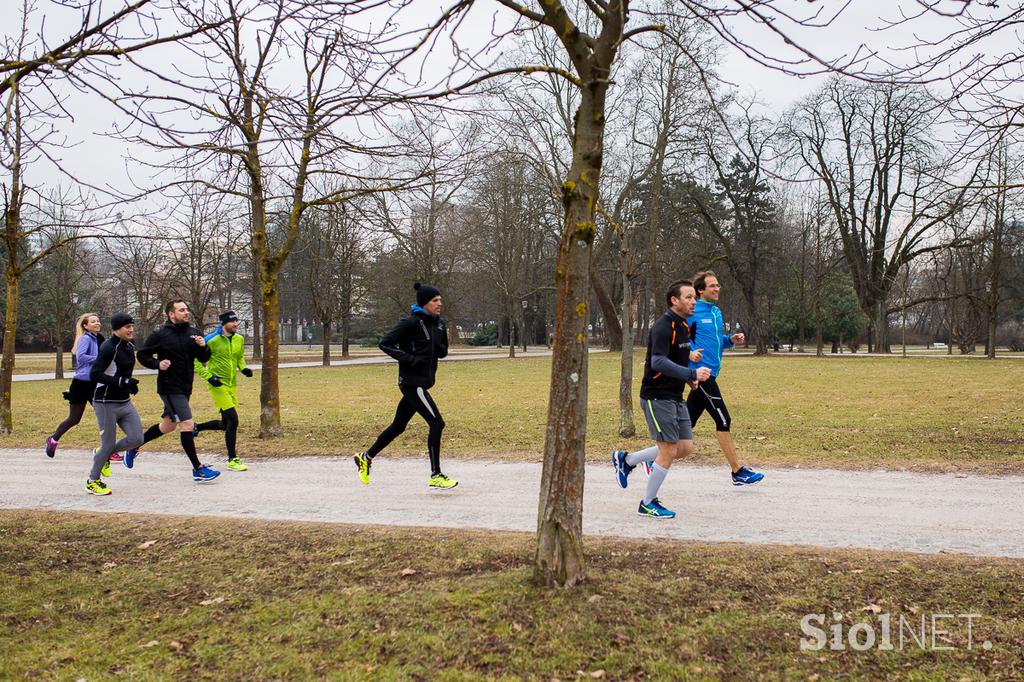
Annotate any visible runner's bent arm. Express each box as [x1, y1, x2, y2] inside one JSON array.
[[193, 334, 212, 363], [649, 322, 697, 382], [437, 320, 449, 359], [89, 341, 117, 385], [194, 356, 213, 381], [236, 335, 248, 373], [77, 335, 99, 370], [378, 318, 414, 363], [136, 330, 163, 370]]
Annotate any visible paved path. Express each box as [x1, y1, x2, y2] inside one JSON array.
[[12, 348, 596, 382], [3, 449, 1022, 558]]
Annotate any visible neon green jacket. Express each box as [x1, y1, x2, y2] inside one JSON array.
[[194, 328, 248, 389]]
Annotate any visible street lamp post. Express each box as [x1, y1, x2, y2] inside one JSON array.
[[521, 299, 529, 354]]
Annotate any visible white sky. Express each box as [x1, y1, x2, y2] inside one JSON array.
[[3, 0, 1019, 211]]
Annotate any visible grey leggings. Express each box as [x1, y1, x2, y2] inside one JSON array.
[[90, 401, 144, 481]]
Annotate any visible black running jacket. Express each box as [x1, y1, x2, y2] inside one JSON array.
[[378, 311, 449, 389]]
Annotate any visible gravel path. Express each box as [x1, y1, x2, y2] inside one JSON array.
[[3, 448, 1021, 558]]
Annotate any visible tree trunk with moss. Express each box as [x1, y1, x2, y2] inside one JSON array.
[[535, 75, 613, 588]]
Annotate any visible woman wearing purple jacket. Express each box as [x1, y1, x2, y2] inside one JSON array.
[[45, 313, 104, 458]]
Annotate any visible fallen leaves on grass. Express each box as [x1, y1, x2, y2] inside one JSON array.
[[137, 540, 158, 549], [862, 603, 883, 614], [400, 568, 418, 577], [200, 597, 225, 606]]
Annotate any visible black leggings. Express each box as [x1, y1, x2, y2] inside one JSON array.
[[220, 408, 239, 459], [366, 385, 445, 476], [192, 410, 236, 459], [686, 376, 731, 432], [52, 402, 88, 441]]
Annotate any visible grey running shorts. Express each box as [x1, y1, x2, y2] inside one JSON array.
[[642, 398, 692, 442]]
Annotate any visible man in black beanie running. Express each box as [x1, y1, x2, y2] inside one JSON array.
[[128, 299, 220, 482], [354, 282, 457, 489]]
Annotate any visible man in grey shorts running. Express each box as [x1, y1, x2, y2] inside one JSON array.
[[612, 280, 710, 519], [85, 313, 144, 495]]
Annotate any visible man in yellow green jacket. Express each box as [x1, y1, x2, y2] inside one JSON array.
[[194, 310, 253, 471]]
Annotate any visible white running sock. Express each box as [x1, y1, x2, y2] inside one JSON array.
[[626, 445, 659, 467], [643, 463, 669, 504]]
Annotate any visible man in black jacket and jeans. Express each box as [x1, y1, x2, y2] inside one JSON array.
[[129, 299, 220, 482], [354, 282, 457, 489]]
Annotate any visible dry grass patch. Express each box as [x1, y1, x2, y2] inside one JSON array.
[[1, 354, 1021, 473], [1, 510, 1021, 680]]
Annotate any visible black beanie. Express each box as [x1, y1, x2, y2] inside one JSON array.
[[111, 312, 134, 330], [414, 282, 441, 307], [219, 310, 239, 324]]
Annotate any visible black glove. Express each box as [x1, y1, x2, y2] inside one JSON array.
[[118, 377, 140, 394], [62, 391, 72, 401], [208, 375, 223, 387], [241, 367, 253, 378]]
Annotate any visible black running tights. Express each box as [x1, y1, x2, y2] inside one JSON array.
[[365, 385, 445, 476], [52, 402, 87, 441]]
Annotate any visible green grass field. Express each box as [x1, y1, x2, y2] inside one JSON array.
[[4, 354, 1022, 473], [1, 511, 1020, 680]]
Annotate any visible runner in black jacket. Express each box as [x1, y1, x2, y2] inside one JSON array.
[[83, 312, 144, 495], [129, 299, 220, 482], [354, 283, 457, 489], [611, 280, 711, 519]]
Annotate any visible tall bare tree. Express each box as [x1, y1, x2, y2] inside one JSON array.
[[0, 0, 220, 430], [790, 78, 975, 352], [117, 0, 420, 437]]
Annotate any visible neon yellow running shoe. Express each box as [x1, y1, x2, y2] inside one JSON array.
[[98, 450, 111, 478], [428, 473, 458, 490], [354, 452, 371, 485], [86, 479, 111, 496], [226, 458, 248, 472]]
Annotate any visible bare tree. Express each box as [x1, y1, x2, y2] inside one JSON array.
[[100, 230, 170, 338], [300, 201, 365, 364], [471, 149, 549, 358], [117, 0, 422, 437], [36, 217, 92, 378], [1, 0, 215, 98], [790, 78, 975, 352], [164, 186, 231, 326], [0, 0, 221, 431]]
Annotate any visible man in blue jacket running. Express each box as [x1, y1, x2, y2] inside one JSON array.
[[686, 271, 764, 486]]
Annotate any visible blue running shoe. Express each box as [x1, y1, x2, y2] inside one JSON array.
[[124, 447, 140, 469], [193, 464, 221, 483], [637, 498, 676, 519], [640, 460, 653, 478], [612, 449, 634, 489], [732, 465, 764, 486]]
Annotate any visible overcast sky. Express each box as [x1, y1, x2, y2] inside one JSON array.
[[3, 0, 1018, 212]]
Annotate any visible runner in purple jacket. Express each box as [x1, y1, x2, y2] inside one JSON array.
[[45, 313, 104, 458]]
